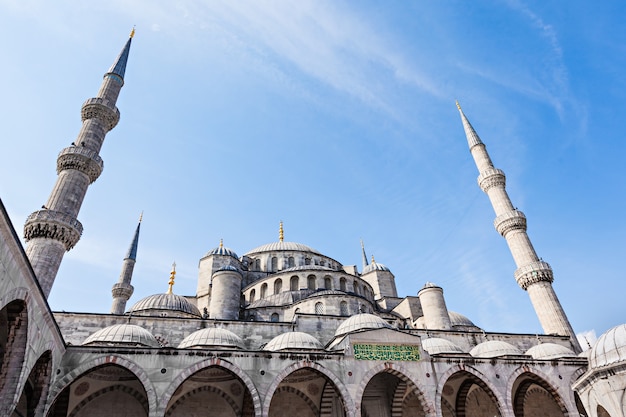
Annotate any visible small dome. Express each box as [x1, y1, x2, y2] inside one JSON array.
[[421, 338, 465, 355], [206, 243, 239, 259], [525, 343, 575, 360], [263, 332, 323, 351], [179, 328, 245, 349], [83, 324, 160, 348], [245, 241, 321, 255], [470, 340, 522, 358], [362, 261, 390, 274], [448, 311, 477, 327], [589, 324, 626, 368], [335, 313, 392, 337], [214, 265, 240, 273], [130, 293, 201, 317]]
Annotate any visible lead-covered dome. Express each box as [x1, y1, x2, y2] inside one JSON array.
[[525, 343, 576, 360], [589, 324, 626, 368], [129, 293, 201, 317], [263, 332, 323, 351], [362, 260, 390, 274], [206, 243, 239, 259], [179, 328, 245, 349], [83, 324, 160, 348], [335, 313, 393, 337], [245, 241, 321, 255], [421, 338, 465, 355], [470, 340, 522, 358]]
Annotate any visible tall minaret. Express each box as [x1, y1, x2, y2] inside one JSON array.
[[360, 239, 369, 272], [111, 214, 142, 314], [24, 30, 135, 297], [457, 102, 581, 352]]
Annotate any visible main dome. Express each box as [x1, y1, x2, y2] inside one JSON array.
[[245, 241, 321, 255], [129, 293, 201, 317]]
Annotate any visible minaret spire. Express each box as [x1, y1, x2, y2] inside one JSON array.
[[24, 31, 134, 297], [111, 214, 142, 314], [457, 102, 581, 352], [360, 239, 369, 272]]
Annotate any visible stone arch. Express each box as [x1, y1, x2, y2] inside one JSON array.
[[508, 366, 570, 417], [159, 357, 261, 417], [354, 362, 434, 417], [0, 287, 29, 311], [263, 361, 355, 417], [67, 384, 149, 417], [13, 350, 53, 417], [273, 386, 319, 415], [166, 385, 241, 416], [0, 298, 29, 416], [437, 365, 504, 417], [44, 355, 157, 417]]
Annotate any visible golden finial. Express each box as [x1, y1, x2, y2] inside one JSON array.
[[138, 211, 143, 223], [455, 100, 462, 110], [130, 26, 136, 39], [371, 255, 376, 263], [166, 262, 176, 294], [219, 238, 224, 248], [279, 221, 284, 242]]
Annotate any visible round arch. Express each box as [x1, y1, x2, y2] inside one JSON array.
[[44, 355, 157, 417], [158, 357, 261, 416], [437, 364, 505, 417], [354, 362, 435, 417], [507, 365, 572, 416], [0, 287, 29, 311], [263, 361, 355, 417]]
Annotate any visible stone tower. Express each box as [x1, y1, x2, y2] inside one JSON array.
[[111, 214, 142, 314], [457, 102, 581, 352], [23, 31, 134, 297]]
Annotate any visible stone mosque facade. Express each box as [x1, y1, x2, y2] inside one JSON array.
[[1, 32, 625, 417]]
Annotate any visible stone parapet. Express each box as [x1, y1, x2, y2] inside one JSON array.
[[514, 261, 554, 290], [81, 97, 120, 131], [24, 209, 82, 250], [56, 146, 104, 183], [494, 210, 527, 237], [477, 168, 505, 192]]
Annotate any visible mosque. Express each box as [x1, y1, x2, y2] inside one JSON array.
[[1, 31, 625, 417]]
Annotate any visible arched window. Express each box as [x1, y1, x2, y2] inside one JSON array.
[[270, 313, 279, 322], [340, 277, 347, 291], [254, 259, 260, 271], [324, 276, 332, 290], [249, 289, 256, 303], [305, 257, 311, 265], [274, 278, 282, 294], [290, 276, 299, 291], [315, 302, 324, 314], [320, 260, 325, 266], [260, 283, 267, 298], [340, 301, 349, 316], [307, 275, 316, 290], [271, 257, 278, 272], [288, 257, 295, 267]]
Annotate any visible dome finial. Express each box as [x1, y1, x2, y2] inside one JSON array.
[[371, 254, 376, 264], [279, 221, 284, 242], [166, 262, 176, 294], [219, 238, 224, 248]]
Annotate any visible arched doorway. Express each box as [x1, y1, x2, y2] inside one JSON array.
[[165, 366, 254, 417], [47, 364, 149, 417], [268, 368, 346, 417], [512, 372, 567, 417], [441, 371, 501, 417], [361, 371, 427, 417]]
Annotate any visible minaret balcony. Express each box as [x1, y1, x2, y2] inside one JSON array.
[[477, 168, 506, 192], [494, 210, 527, 237], [111, 282, 134, 299], [24, 210, 83, 250], [57, 146, 104, 183], [514, 261, 554, 290], [81, 97, 120, 131]]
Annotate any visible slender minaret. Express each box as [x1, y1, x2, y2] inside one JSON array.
[[457, 102, 581, 352], [23, 30, 135, 297], [111, 214, 142, 314], [360, 239, 369, 272]]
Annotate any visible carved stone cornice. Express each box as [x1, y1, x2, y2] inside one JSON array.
[[494, 210, 527, 237], [81, 97, 120, 131], [111, 283, 134, 299], [477, 168, 506, 192], [24, 209, 83, 250], [514, 261, 554, 290], [56, 146, 104, 183]]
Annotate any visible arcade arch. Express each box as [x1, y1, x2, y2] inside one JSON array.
[[441, 370, 502, 417], [512, 372, 568, 417]]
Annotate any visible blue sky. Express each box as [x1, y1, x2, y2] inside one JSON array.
[[1, 1, 624, 345]]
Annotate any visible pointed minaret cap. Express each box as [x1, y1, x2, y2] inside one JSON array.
[[456, 100, 483, 150], [125, 212, 142, 261], [360, 239, 369, 271], [166, 262, 176, 295], [279, 221, 284, 242], [106, 28, 135, 80]]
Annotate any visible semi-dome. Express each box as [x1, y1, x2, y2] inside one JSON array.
[[470, 340, 522, 358], [589, 323, 626, 368], [263, 331, 323, 351], [178, 328, 245, 349], [129, 293, 201, 317], [362, 261, 390, 274], [421, 338, 465, 355], [245, 241, 321, 255], [82, 324, 160, 348], [335, 313, 392, 337], [525, 343, 576, 360]]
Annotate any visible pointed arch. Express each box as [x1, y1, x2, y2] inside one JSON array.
[[509, 366, 570, 417], [437, 364, 505, 417]]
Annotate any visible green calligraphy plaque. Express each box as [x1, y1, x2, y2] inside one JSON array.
[[352, 344, 421, 361]]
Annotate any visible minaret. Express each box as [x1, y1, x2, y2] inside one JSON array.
[[457, 102, 581, 352], [23, 30, 135, 297], [111, 214, 142, 314], [360, 239, 369, 272]]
